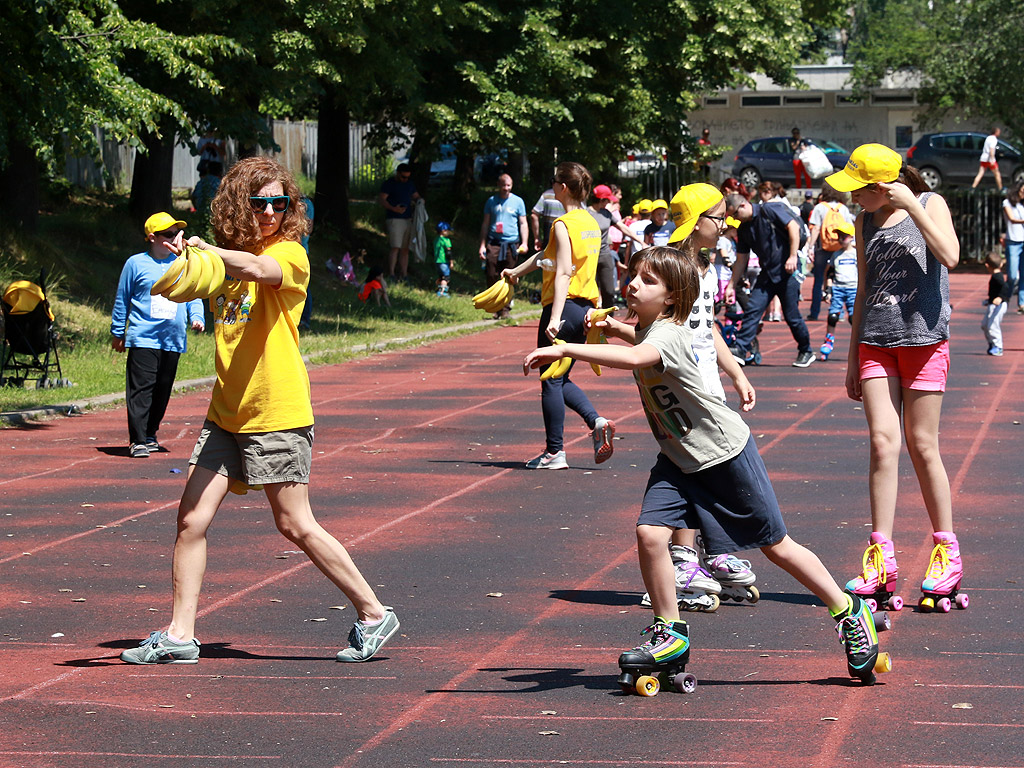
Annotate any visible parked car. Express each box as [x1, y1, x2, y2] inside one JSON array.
[[730, 137, 850, 188], [618, 150, 665, 179], [906, 132, 1024, 190]]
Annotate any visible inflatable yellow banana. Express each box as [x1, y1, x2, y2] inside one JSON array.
[[150, 254, 187, 295], [540, 339, 573, 380]]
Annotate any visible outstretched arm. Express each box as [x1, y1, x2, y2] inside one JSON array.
[[524, 340, 660, 375]]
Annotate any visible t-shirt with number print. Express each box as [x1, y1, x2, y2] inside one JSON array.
[[633, 319, 750, 473]]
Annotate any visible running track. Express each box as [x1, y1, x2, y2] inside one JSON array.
[[1, 272, 1022, 768]]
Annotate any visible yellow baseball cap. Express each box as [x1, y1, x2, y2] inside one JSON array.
[[144, 211, 187, 236], [637, 199, 654, 214], [725, 216, 741, 228], [834, 220, 856, 237], [650, 199, 668, 211], [825, 143, 902, 191], [667, 183, 724, 244], [632, 203, 640, 216]]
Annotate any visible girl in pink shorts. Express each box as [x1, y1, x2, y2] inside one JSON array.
[[825, 143, 966, 612]]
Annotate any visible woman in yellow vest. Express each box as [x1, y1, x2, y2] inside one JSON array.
[[503, 161, 615, 470], [120, 157, 399, 666]]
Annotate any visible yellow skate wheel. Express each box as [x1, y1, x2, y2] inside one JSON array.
[[874, 652, 892, 673], [635, 675, 660, 697]]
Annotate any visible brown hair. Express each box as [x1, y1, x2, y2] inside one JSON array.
[[211, 157, 309, 252], [627, 246, 701, 324], [986, 251, 1004, 269], [818, 182, 848, 204], [553, 161, 592, 204], [897, 164, 931, 196], [1007, 180, 1024, 206]]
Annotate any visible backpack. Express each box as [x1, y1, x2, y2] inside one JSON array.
[[819, 203, 846, 252]]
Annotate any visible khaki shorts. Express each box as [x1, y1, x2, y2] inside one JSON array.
[[190, 420, 314, 485], [385, 218, 413, 249]]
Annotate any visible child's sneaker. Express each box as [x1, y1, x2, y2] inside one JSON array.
[[830, 593, 889, 684], [336, 607, 400, 662], [988, 346, 1003, 356], [592, 417, 615, 464], [120, 630, 200, 664], [525, 450, 568, 470]]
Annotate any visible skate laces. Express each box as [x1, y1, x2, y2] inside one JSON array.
[[678, 562, 714, 587], [711, 554, 751, 574], [836, 607, 870, 654], [859, 542, 888, 583], [926, 542, 951, 579]]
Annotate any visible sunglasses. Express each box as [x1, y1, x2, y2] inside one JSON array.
[[249, 195, 290, 213], [155, 228, 182, 238]]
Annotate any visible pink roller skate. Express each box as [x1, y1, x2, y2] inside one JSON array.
[[920, 532, 968, 613], [845, 532, 903, 612]]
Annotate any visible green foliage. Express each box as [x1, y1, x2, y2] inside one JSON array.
[[848, 0, 1024, 140]]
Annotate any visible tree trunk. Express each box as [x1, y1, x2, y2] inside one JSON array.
[[0, 132, 40, 233], [453, 152, 475, 203], [314, 94, 353, 244], [408, 132, 431, 197], [129, 126, 175, 226]]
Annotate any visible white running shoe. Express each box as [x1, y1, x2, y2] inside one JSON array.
[[525, 450, 568, 470], [592, 417, 615, 464]]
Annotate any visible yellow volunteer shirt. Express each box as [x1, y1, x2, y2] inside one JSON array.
[[541, 208, 601, 306], [207, 240, 312, 433]]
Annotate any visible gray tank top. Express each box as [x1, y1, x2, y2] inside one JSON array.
[[859, 192, 951, 347]]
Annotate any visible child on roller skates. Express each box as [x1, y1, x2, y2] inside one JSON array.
[[818, 220, 857, 361], [524, 243, 892, 694], [637, 184, 758, 614], [434, 221, 454, 297], [825, 145, 965, 614]]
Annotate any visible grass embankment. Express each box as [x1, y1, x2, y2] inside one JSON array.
[[0, 185, 542, 415]]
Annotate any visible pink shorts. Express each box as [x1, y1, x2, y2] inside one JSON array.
[[859, 341, 949, 392]]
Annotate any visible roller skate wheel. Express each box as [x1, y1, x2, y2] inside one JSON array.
[[673, 672, 698, 694], [707, 594, 720, 611], [919, 596, 934, 612], [746, 586, 760, 603], [956, 593, 969, 610], [636, 675, 660, 697], [889, 595, 904, 612], [866, 598, 878, 612], [937, 597, 952, 613], [874, 652, 893, 674], [873, 611, 891, 633]]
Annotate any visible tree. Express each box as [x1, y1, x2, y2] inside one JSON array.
[[0, 0, 240, 230], [848, 0, 1024, 140]]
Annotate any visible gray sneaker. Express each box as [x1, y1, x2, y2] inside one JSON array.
[[336, 607, 400, 662], [793, 350, 816, 368], [525, 450, 568, 470], [120, 630, 200, 664]]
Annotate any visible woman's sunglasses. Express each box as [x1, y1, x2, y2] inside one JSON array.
[[249, 195, 290, 213]]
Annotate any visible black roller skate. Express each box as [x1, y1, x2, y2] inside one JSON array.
[[617, 618, 697, 696], [831, 592, 893, 685]]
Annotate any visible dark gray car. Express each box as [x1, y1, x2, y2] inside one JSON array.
[[906, 132, 1024, 190], [730, 137, 849, 188]]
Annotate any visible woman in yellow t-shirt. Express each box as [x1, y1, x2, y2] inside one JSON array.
[[503, 161, 615, 470], [120, 158, 399, 666]]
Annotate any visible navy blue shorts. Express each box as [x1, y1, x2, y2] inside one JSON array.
[[637, 435, 787, 555]]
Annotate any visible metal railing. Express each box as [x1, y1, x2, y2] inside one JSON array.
[[944, 188, 1005, 264]]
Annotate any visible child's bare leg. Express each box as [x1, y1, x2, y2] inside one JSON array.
[[902, 390, 953, 532], [861, 376, 903, 538], [761, 535, 847, 613], [669, 529, 697, 548], [637, 524, 679, 621]]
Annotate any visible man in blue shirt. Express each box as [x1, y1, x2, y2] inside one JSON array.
[[724, 194, 815, 368], [111, 212, 206, 457], [478, 174, 528, 318], [377, 163, 421, 280]]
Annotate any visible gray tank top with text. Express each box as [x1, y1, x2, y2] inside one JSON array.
[[859, 191, 951, 347]]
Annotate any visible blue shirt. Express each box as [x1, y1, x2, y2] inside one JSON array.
[[736, 202, 799, 283], [484, 193, 527, 244], [111, 251, 205, 353], [380, 178, 417, 219]]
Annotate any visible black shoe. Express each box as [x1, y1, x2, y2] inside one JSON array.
[[792, 351, 815, 368]]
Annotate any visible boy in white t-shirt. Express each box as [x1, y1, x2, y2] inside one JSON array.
[[971, 127, 1003, 190], [818, 220, 857, 360]]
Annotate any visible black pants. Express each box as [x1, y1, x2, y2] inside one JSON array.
[[126, 347, 180, 445]]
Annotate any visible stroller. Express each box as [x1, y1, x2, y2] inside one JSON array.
[[1, 272, 69, 389]]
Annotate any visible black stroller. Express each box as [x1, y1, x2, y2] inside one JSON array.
[[1, 271, 69, 388]]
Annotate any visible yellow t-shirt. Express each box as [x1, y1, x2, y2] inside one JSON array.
[[207, 240, 312, 433], [541, 208, 601, 306]]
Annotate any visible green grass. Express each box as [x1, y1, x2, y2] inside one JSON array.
[[1, 186, 542, 415]]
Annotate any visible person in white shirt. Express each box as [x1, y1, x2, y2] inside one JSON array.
[[971, 127, 1003, 190]]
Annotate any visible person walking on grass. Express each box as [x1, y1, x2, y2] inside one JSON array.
[[111, 212, 205, 459], [121, 157, 399, 666], [825, 143, 964, 612], [502, 161, 614, 470], [523, 246, 889, 685]]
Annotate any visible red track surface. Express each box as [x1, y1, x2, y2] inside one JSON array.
[[2, 272, 1022, 768]]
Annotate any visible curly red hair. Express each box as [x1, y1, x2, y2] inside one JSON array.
[[211, 157, 309, 252]]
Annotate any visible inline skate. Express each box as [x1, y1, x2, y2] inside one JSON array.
[[920, 532, 968, 612], [831, 592, 893, 685], [617, 618, 697, 696], [819, 332, 835, 360], [695, 533, 759, 604], [845, 531, 903, 611], [640, 545, 722, 612]]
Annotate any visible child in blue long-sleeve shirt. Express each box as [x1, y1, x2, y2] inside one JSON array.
[[111, 212, 206, 458]]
